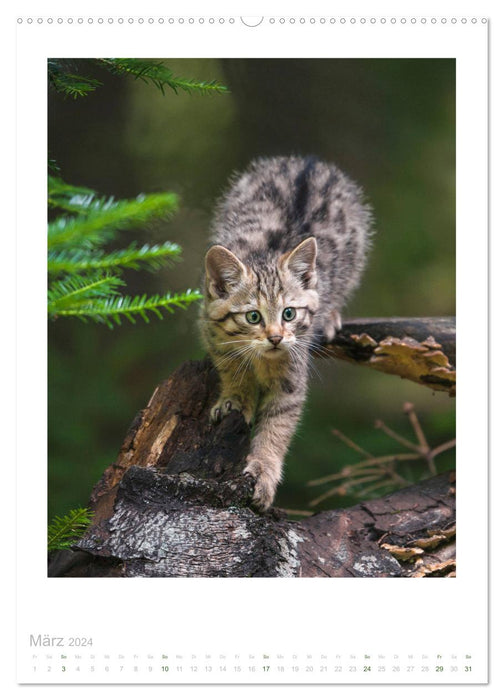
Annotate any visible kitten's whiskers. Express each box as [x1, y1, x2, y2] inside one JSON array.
[[289, 341, 322, 382], [213, 344, 251, 369]]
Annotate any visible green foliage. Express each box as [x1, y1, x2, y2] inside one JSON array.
[[48, 176, 179, 247], [47, 507, 93, 551], [48, 273, 124, 311], [98, 58, 230, 95], [51, 289, 203, 327], [48, 174, 202, 328], [48, 59, 102, 98], [48, 58, 229, 99], [48, 240, 182, 274]]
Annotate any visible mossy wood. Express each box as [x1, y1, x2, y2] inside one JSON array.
[[49, 317, 456, 578]]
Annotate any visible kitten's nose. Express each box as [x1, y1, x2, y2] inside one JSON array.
[[268, 335, 283, 346]]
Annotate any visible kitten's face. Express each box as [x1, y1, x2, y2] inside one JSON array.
[[204, 238, 319, 362]]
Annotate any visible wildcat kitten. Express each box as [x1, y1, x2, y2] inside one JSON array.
[[200, 155, 372, 510]]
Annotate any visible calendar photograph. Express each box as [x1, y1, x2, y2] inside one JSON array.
[[46, 57, 456, 579]]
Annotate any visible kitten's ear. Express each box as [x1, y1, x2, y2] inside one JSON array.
[[280, 237, 318, 289], [205, 245, 247, 298]]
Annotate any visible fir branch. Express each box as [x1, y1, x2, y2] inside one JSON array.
[[48, 241, 182, 275], [97, 58, 230, 96], [48, 159, 61, 175], [48, 57, 229, 100], [53, 289, 203, 328], [47, 170, 196, 328], [48, 274, 125, 316], [48, 508, 93, 551], [48, 175, 96, 213], [48, 60, 102, 99], [48, 193, 179, 249]]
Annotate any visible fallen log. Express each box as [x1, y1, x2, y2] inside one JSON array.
[[52, 466, 455, 578], [48, 317, 456, 578]]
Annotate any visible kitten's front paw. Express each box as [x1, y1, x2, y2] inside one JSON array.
[[210, 396, 252, 424], [243, 458, 279, 511]]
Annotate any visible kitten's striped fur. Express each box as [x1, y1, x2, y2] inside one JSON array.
[[200, 156, 372, 509]]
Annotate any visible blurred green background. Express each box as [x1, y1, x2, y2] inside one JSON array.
[[48, 58, 455, 519]]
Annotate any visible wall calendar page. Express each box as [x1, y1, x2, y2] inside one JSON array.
[[10, 0, 493, 695]]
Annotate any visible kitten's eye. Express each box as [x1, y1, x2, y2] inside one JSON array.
[[282, 307, 297, 322], [245, 310, 262, 324]]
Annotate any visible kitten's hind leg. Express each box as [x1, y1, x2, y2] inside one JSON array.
[[323, 309, 342, 343]]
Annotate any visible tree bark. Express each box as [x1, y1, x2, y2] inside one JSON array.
[[48, 317, 456, 578]]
